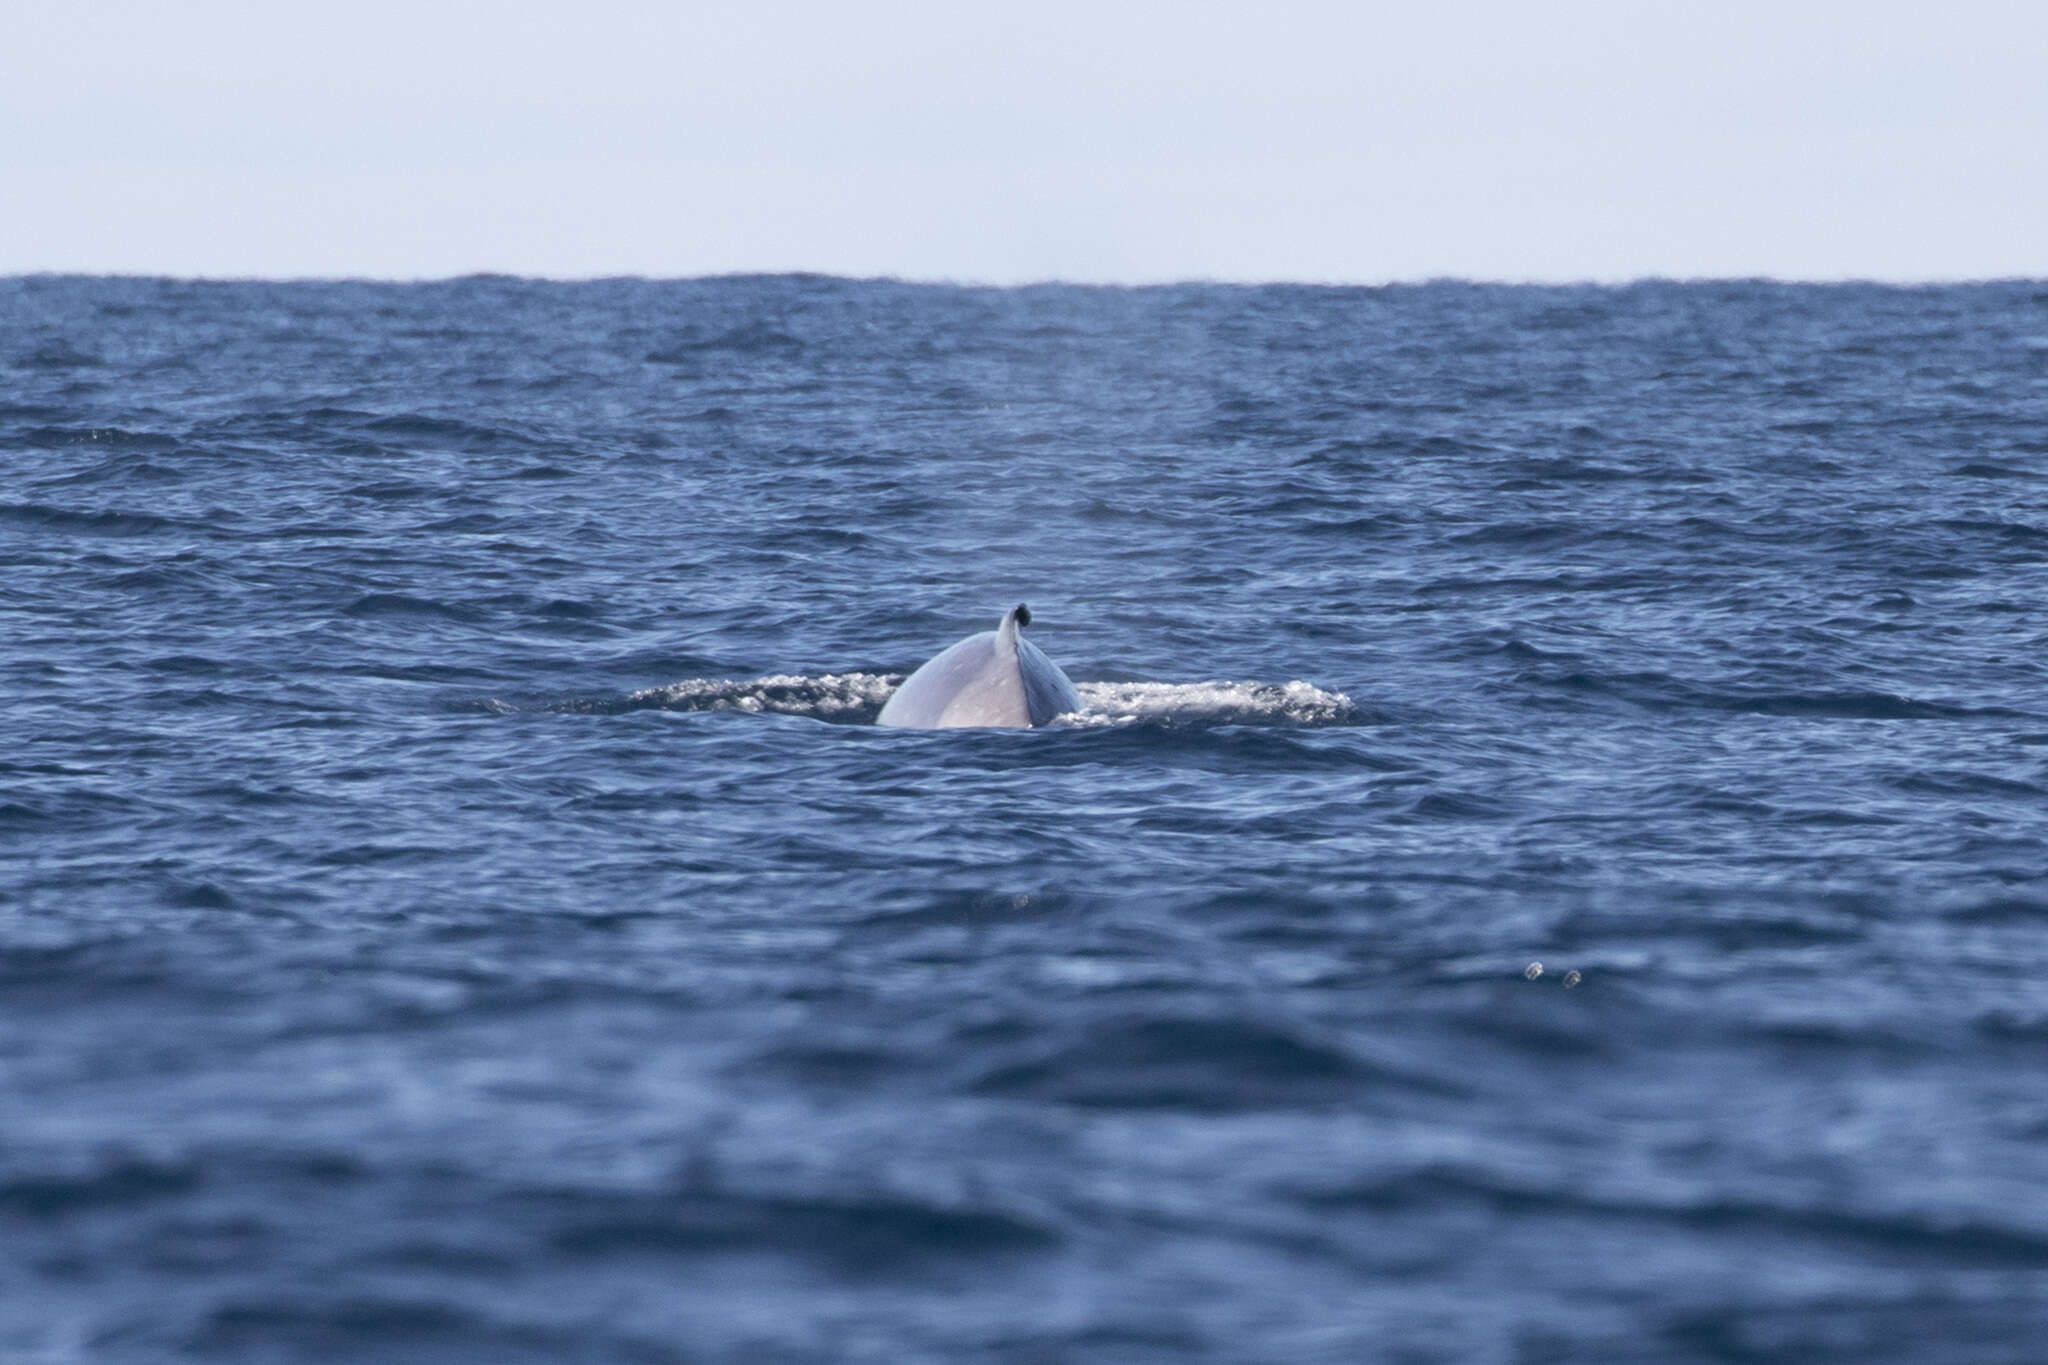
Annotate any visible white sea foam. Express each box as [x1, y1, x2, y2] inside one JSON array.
[[626, 671, 900, 721], [1064, 679, 1361, 728], [608, 673, 1358, 727]]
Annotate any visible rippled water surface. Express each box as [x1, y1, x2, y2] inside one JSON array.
[[6, 275, 2048, 1362]]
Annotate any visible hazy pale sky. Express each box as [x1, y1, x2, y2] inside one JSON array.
[[7, 1, 2046, 282]]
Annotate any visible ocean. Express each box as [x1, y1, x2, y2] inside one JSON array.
[[4, 274, 2048, 1361]]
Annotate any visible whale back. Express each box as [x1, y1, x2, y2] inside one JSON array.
[[877, 605, 1081, 729], [1013, 631, 1082, 726]]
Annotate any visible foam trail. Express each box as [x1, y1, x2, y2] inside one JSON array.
[[497, 674, 1359, 727], [473, 673, 901, 720], [626, 672, 900, 721], [1068, 680, 1361, 728]]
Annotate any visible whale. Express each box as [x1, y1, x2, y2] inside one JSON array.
[[877, 604, 1082, 729]]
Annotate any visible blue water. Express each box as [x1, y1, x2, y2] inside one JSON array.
[[6, 274, 2048, 1362]]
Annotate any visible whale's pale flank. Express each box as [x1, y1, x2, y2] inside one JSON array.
[[877, 605, 1082, 729]]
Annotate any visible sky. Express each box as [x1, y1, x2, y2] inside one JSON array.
[[6, 1, 2046, 283]]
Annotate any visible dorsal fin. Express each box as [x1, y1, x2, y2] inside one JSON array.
[[996, 603, 1030, 652], [877, 602, 1079, 728]]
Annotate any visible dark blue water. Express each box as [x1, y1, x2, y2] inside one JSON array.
[[6, 275, 2048, 1362]]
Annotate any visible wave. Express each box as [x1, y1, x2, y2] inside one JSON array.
[[491, 674, 1361, 728], [1525, 666, 2034, 721], [967, 1013, 1460, 1110], [0, 500, 186, 537]]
